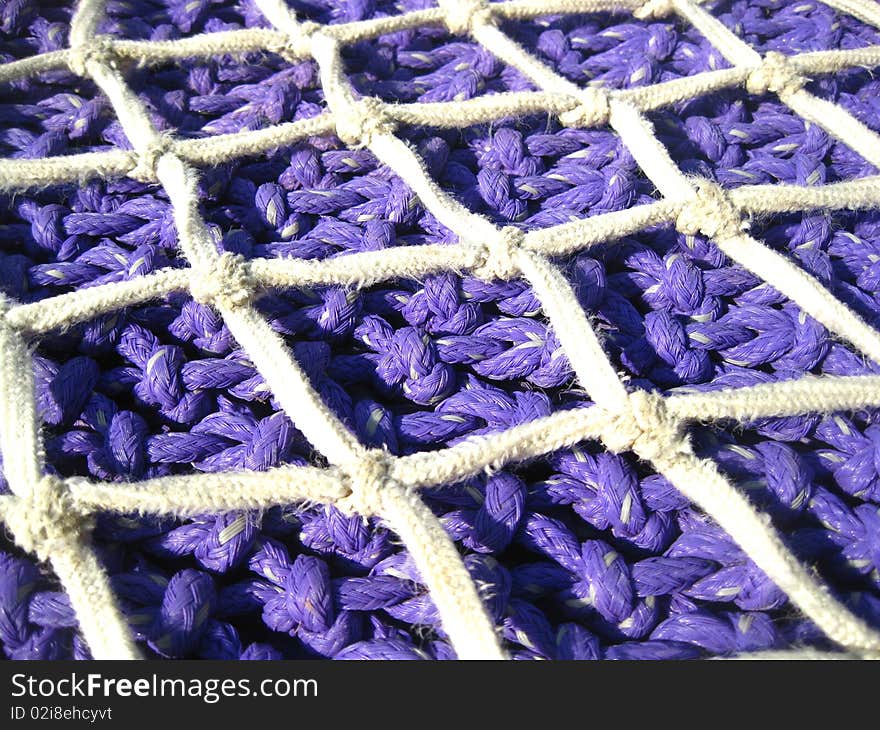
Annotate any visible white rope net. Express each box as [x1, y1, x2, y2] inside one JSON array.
[[2, 0, 880, 660]]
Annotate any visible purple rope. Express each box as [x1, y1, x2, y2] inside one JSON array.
[[2, 0, 880, 660]]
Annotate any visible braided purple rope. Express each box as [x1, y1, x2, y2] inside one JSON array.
[[2, 0, 880, 660]]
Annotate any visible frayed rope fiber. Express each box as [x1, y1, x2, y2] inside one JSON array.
[[2, 0, 880, 660]]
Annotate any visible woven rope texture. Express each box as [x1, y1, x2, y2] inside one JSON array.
[[1, 0, 880, 660]]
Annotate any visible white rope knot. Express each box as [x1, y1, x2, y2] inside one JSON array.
[[339, 450, 391, 517], [559, 88, 611, 129], [189, 252, 256, 309], [285, 20, 320, 58], [3, 476, 93, 561], [334, 97, 397, 147], [475, 226, 524, 281], [598, 390, 682, 462], [746, 51, 806, 97], [67, 36, 116, 77], [675, 178, 744, 241], [131, 135, 175, 182], [634, 0, 677, 20], [439, 0, 494, 36]]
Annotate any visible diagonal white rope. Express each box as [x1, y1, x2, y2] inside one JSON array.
[[0, 0, 879, 660], [818, 0, 880, 29], [433, 0, 880, 656], [0, 295, 140, 659], [668, 0, 880, 170], [256, 0, 506, 660]]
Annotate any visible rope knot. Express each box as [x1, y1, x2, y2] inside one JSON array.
[[334, 97, 396, 147], [3, 476, 93, 561], [189, 252, 255, 309], [475, 226, 524, 281], [559, 88, 611, 129], [599, 390, 681, 462], [440, 0, 494, 35], [634, 0, 677, 20], [675, 178, 744, 241], [67, 36, 116, 76], [746, 51, 805, 97], [286, 20, 320, 58], [339, 450, 391, 516], [131, 134, 174, 182]]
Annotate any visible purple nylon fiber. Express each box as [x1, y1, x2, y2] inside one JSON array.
[[2, 0, 880, 661]]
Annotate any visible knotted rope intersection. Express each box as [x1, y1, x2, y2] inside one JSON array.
[[1, 0, 880, 659]]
